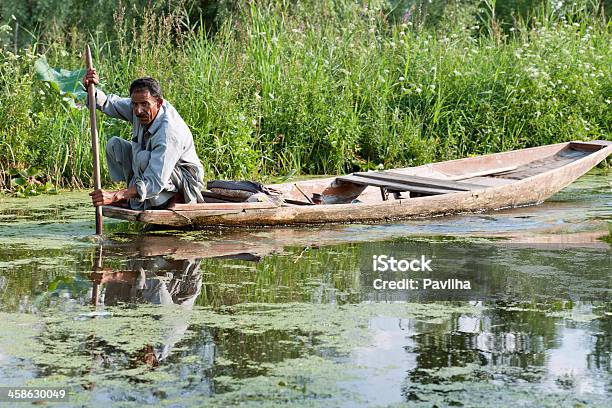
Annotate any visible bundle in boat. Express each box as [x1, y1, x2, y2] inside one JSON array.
[[202, 180, 283, 205]]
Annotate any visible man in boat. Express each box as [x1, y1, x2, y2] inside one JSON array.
[[83, 70, 204, 209]]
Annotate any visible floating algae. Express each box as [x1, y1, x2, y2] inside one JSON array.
[[399, 381, 610, 408], [0, 190, 91, 214], [0, 301, 484, 407], [1, 291, 611, 406]]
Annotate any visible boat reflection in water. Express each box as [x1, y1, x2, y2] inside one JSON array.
[[88, 231, 269, 308]]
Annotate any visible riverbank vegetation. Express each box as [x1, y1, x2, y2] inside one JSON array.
[[0, 0, 610, 191]]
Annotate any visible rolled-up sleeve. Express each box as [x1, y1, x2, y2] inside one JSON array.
[[134, 128, 182, 201], [87, 89, 133, 123]]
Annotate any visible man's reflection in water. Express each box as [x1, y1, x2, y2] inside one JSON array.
[[90, 256, 204, 368], [102, 257, 202, 308]]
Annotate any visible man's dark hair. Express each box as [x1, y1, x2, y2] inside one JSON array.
[[129, 77, 163, 99]]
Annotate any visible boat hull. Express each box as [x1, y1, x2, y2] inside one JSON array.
[[102, 141, 612, 227]]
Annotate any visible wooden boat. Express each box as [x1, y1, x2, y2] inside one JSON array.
[[103, 140, 612, 228]]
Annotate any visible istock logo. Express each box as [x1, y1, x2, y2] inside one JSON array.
[[372, 255, 433, 272]]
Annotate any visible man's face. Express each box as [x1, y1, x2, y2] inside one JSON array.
[[131, 89, 162, 126]]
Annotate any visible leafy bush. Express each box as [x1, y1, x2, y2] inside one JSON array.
[[0, 0, 610, 190]]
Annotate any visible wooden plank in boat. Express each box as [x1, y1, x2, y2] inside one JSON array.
[[167, 201, 279, 211], [336, 175, 451, 195], [446, 166, 518, 181], [102, 206, 140, 221], [456, 176, 515, 187], [492, 148, 590, 180], [353, 172, 486, 191]]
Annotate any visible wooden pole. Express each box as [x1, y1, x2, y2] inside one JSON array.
[[91, 245, 103, 306], [85, 45, 103, 235]]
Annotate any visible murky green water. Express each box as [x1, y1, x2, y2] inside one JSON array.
[[0, 171, 610, 407]]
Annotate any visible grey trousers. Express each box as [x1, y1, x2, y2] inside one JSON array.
[[106, 136, 178, 209]]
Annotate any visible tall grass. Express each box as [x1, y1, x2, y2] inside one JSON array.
[[0, 0, 610, 190]]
